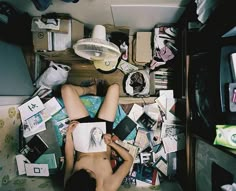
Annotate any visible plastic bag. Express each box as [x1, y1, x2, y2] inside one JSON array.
[[221, 183, 236, 191], [35, 61, 71, 89], [123, 68, 150, 97]]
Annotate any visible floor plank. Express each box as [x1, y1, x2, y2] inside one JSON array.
[[67, 62, 127, 96]]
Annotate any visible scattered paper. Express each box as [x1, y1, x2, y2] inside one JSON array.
[[23, 120, 47, 138], [117, 59, 139, 74], [143, 102, 161, 122], [44, 97, 62, 116], [134, 129, 150, 152], [153, 144, 167, 161], [128, 104, 144, 124], [159, 90, 174, 98], [162, 133, 185, 153], [166, 98, 181, 122], [155, 157, 167, 176], [161, 122, 184, 138]]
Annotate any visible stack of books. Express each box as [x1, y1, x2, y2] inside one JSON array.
[[153, 67, 174, 91]]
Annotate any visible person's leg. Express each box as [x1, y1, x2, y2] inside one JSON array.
[[97, 83, 120, 122], [61, 84, 96, 120]]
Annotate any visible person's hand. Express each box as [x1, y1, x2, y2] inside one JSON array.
[[103, 134, 113, 145], [66, 121, 78, 135]]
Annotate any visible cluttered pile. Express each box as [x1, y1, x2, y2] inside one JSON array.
[[16, 96, 63, 177], [112, 89, 186, 188]]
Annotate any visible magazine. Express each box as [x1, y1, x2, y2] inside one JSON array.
[[18, 96, 45, 121], [131, 163, 160, 186], [43, 97, 62, 116], [20, 134, 49, 162], [26, 110, 51, 129], [23, 97, 62, 138], [23, 120, 47, 138], [72, 122, 106, 153]]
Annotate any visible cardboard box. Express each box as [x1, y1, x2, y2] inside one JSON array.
[[33, 31, 49, 51], [32, 18, 84, 51], [133, 32, 152, 65]]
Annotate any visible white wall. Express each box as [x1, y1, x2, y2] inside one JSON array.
[[3, 0, 190, 31]]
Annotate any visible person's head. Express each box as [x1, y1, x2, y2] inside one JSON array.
[[64, 169, 96, 191], [89, 127, 103, 147]]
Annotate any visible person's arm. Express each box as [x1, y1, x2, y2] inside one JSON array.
[[64, 121, 78, 186], [103, 134, 133, 189]]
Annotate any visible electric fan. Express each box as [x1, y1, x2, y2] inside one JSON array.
[[73, 25, 121, 73]]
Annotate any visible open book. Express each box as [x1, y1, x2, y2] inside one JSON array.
[[72, 122, 106, 153]]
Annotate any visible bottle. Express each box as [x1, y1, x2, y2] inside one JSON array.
[[120, 42, 128, 61]]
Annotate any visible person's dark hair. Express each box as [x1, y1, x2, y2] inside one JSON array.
[[64, 169, 96, 191]]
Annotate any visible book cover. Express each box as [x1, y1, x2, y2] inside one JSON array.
[[131, 163, 159, 186], [166, 98, 183, 122], [20, 134, 49, 162], [25, 110, 51, 130], [137, 112, 156, 130], [16, 154, 31, 175], [162, 133, 185, 153], [160, 122, 184, 139], [127, 104, 144, 124], [168, 98, 186, 121], [56, 117, 70, 136], [72, 122, 106, 153], [113, 115, 137, 141], [18, 96, 45, 121], [115, 140, 139, 174], [23, 120, 47, 138], [153, 156, 167, 176], [35, 153, 57, 169], [25, 163, 49, 177], [147, 129, 161, 149], [134, 128, 150, 151]]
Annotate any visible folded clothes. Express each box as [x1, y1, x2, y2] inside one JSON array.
[[155, 46, 175, 62], [153, 26, 178, 63]]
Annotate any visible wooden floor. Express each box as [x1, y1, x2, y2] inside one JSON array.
[[67, 62, 127, 96], [66, 62, 157, 104]]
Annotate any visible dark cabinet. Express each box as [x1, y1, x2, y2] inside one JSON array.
[[180, 1, 236, 190]]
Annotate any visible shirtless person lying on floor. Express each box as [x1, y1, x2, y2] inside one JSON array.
[[62, 82, 133, 191]]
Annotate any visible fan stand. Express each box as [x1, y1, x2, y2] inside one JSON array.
[[93, 59, 120, 74], [73, 25, 121, 73], [92, 25, 119, 73], [92, 25, 106, 40]]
